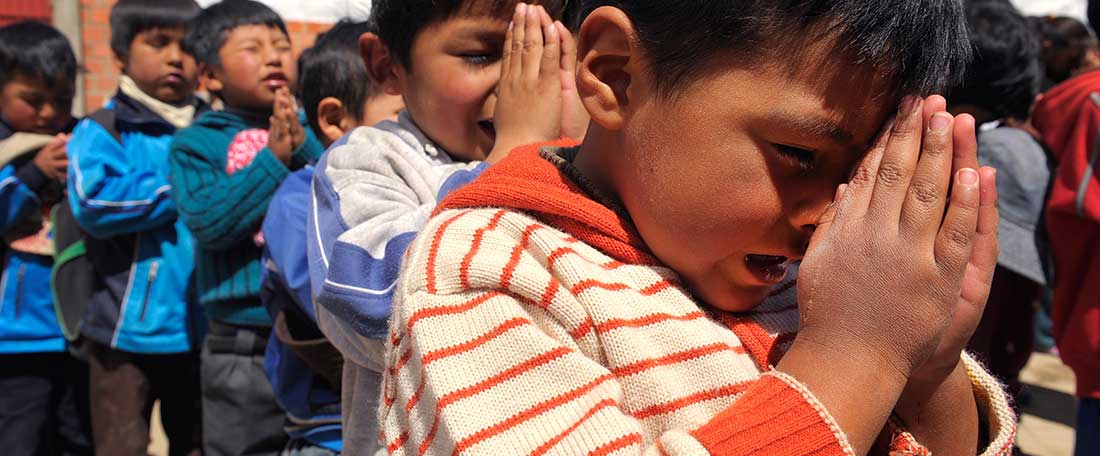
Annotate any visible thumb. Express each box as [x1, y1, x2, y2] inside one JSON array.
[[806, 183, 846, 254]]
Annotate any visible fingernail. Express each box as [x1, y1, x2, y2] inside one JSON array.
[[958, 168, 978, 186], [930, 112, 951, 132]]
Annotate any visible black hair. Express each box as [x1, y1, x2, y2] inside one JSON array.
[[183, 0, 288, 67], [580, 0, 972, 101], [1035, 16, 1099, 83], [0, 21, 78, 92], [949, 2, 1040, 121], [298, 20, 374, 137], [110, 0, 200, 60], [372, 0, 574, 70]]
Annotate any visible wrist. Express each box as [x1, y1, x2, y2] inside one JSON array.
[[896, 357, 968, 420]]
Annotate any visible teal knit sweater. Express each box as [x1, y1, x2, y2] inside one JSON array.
[[168, 110, 323, 326]]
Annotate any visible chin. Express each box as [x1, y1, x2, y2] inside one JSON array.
[[689, 276, 769, 314]]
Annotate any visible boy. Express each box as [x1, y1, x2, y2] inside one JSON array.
[[261, 20, 403, 455], [1032, 21, 1100, 456], [0, 20, 92, 456], [949, 1, 1050, 411], [380, 1, 1018, 455], [66, 1, 205, 454], [171, 1, 324, 454], [306, 1, 582, 453]]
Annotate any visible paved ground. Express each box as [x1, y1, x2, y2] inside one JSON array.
[[1018, 352, 1077, 456], [147, 352, 1079, 456]]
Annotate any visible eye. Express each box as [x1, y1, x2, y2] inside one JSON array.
[[460, 53, 498, 66], [774, 144, 817, 171]]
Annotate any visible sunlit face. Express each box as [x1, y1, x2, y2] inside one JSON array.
[[587, 51, 893, 313], [208, 24, 296, 111], [122, 26, 197, 104], [394, 15, 509, 162], [0, 74, 73, 134]]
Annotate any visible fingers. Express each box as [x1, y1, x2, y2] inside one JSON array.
[[951, 114, 980, 178], [839, 118, 892, 218], [557, 21, 577, 81], [540, 10, 561, 82], [521, 4, 543, 81], [899, 112, 955, 238], [969, 167, 1000, 282], [867, 96, 924, 221], [501, 9, 515, 78], [509, 4, 526, 78], [935, 168, 981, 275]]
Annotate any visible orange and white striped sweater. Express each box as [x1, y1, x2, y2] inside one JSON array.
[[380, 144, 1016, 455]]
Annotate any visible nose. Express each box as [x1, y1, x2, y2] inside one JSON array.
[[264, 43, 282, 67], [38, 102, 57, 123], [166, 42, 183, 67], [789, 183, 838, 248]]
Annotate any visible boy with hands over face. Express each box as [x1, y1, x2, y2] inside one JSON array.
[[377, 1, 1015, 454]]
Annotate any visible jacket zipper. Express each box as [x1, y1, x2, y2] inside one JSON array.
[[13, 264, 25, 318], [139, 261, 159, 322]]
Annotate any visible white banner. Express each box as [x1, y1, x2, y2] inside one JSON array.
[[196, 0, 372, 23], [1010, 0, 1087, 20]]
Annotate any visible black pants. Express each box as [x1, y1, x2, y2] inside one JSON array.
[[0, 352, 93, 456], [87, 341, 201, 456], [201, 320, 287, 456]]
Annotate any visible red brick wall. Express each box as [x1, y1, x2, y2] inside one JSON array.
[[79, 0, 332, 109], [0, 0, 52, 27]]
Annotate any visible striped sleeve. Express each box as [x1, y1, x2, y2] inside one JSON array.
[[381, 285, 857, 455], [0, 163, 43, 233]]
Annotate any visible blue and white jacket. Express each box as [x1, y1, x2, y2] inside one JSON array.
[[306, 112, 485, 454], [262, 167, 342, 452], [0, 119, 68, 354], [67, 92, 203, 354]]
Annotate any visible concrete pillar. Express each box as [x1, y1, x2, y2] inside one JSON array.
[[51, 0, 84, 116]]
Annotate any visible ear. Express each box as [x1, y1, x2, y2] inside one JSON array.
[[112, 52, 126, 73], [198, 62, 224, 93], [316, 96, 350, 143], [576, 6, 638, 131], [360, 32, 401, 96]]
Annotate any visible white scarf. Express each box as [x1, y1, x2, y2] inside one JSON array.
[[118, 75, 195, 129]]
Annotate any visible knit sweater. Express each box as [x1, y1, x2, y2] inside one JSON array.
[[380, 145, 1017, 455], [169, 109, 324, 326]]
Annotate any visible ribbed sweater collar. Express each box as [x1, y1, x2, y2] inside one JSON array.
[[437, 141, 661, 266]]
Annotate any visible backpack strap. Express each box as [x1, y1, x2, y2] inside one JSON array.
[[86, 108, 121, 144]]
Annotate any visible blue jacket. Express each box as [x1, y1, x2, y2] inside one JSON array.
[[67, 92, 203, 354], [170, 109, 323, 326], [0, 119, 67, 354], [261, 167, 341, 452]]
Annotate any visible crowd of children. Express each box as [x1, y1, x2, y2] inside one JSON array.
[[1, 0, 1098, 454]]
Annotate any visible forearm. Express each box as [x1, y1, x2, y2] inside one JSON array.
[[776, 335, 909, 455], [895, 359, 979, 455]]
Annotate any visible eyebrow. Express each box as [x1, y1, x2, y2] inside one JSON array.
[[767, 111, 858, 148], [450, 24, 508, 42]]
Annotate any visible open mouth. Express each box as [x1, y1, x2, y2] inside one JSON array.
[[262, 72, 288, 89], [744, 254, 791, 284], [477, 119, 496, 141]]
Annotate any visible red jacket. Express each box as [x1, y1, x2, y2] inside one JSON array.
[[1033, 70, 1100, 398]]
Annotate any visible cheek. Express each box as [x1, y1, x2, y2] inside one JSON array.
[[620, 105, 784, 264], [429, 66, 494, 115], [0, 98, 39, 129]]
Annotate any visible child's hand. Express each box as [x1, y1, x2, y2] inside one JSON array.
[[795, 96, 995, 386], [33, 133, 70, 183], [487, 3, 566, 163], [275, 87, 305, 152], [269, 95, 293, 165], [557, 22, 589, 141]]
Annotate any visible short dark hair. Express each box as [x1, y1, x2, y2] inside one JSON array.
[[184, 0, 288, 67], [580, 0, 972, 101], [1035, 16, 1099, 83], [110, 0, 200, 60], [372, 0, 573, 70], [0, 21, 78, 92], [949, 2, 1040, 121], [298, 20, 374, 137]]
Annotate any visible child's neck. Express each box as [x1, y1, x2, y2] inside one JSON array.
[[572, 128, 619, 209], [223, 105, 272, 130]]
